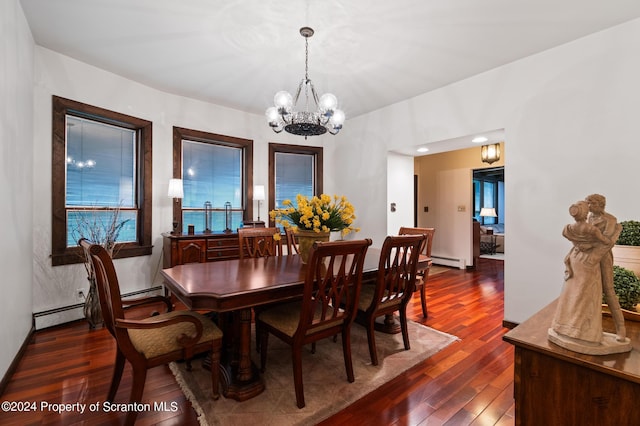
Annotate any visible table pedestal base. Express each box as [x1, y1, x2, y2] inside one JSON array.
[[202, 308, 265, 401], [373, 314, 401, 334]]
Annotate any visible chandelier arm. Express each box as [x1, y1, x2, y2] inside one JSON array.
[[293, 79, 304, 106], [309, 81, 320, 107]]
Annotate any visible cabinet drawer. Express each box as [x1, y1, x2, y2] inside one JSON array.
[[207, 247, 239, 260], [207, 238, 239, 249]]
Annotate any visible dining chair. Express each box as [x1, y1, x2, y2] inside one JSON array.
[[356, 234, 424, 365], [284, 226, 300, 255], [398, 226, 436, 317], [238, 227, 286, 351], [256, 238, 372, 408], [79, 239, 223, 426], [238, 227, 283, 258]]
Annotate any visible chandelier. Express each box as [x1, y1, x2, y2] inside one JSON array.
[[265, 27, 345, 138]]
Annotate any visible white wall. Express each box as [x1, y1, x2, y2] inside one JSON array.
[[386, 153, 414, 235], [1, 0, 34, 379], [345, 18, 640, 324]]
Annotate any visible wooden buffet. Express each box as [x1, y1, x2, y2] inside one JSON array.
[[503, 299, 640, 425], [162, 232, 241, 268]]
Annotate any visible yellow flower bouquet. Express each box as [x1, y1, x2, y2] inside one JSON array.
[[270, 193, 360, 237]]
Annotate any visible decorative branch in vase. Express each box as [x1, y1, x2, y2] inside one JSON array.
[[71, 205, 130, 329]]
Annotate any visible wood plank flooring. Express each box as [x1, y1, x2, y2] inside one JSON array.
[[0, 258, 513, 425]]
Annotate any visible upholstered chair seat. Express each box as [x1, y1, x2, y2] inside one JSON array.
[[128, 310, 223, 359]]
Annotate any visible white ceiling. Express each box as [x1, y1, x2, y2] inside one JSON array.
[[20, 0, 640, 148]]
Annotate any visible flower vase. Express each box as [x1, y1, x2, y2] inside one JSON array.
[[82, 244, 112, 329], [83, 277, 102, 329], [297, 230, 330, 264]]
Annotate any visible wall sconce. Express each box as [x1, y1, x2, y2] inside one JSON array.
[[481, 143, 501, 164], [253, 185, 266, 221], [167, 178, 183, 234]]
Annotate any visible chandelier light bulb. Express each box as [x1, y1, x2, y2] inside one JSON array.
[[274, 91, 293, 109], [319, 93, 338, 112], [330, 109, 345, 126], [265, 106, 279, 123]]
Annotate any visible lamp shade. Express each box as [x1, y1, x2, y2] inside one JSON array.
[[479, 208, 497, 217], [168, 178, 184, 199], [253, 185, 265, 201]]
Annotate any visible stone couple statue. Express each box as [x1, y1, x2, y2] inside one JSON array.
[[548, 194, 632, 355]]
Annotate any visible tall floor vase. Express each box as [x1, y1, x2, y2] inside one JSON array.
[[83, 277, 102, 329]]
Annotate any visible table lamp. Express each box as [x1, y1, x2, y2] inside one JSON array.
[[480, 207, 497, 231], [254, 185, 265, 221], [168, 178, 183, 234]]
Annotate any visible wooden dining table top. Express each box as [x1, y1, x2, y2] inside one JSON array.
[[160, 248, 431, 313]]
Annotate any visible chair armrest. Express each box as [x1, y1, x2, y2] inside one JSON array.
[[115, 313, 203, 347], [122, 295, 173, 313]]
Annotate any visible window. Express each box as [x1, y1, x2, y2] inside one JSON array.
[[473, 167, 504, 225], [52, 96, 153, 266], [268, 143, 323, 226], [173, 127, 253, 233]]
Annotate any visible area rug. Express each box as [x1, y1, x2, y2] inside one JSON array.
[[170, 321, 458, 425], [429, 264, 455, 276]]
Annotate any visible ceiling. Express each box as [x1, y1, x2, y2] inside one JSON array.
[[20, 0, 640, 149]]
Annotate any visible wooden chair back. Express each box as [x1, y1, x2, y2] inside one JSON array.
[[298, 239, 372, 338], [284, 227, 300, 255], [398, 226, 435, 258], [374, 234, 425, 309], [238, 227, 283, 258], [79, 239, 120, 337], [398, 226, 436, 318]]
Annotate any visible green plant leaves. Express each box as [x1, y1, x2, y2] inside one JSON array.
[[616, 220, 640, 246]]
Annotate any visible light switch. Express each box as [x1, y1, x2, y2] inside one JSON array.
[[457, 205, 466, 212]]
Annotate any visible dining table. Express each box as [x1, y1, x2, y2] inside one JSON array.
[[160, 247, 430, 401]]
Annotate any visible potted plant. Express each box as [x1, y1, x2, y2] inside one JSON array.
[[603, 265, 640, 321], [612, 220, 640, 278], [269, 194, 360, 263]]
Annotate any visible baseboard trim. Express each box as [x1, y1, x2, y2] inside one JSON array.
[[33, 286, 164, 329], [0, 324, 35, 396], [502, 320, 519, 329]]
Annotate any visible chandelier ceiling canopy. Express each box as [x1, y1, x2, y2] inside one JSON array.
[[265, 27, 344, 138]]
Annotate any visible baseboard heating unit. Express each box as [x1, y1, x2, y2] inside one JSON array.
[[431, 256, 466, 269]]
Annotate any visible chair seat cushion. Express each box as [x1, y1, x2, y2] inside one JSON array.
[[128, 310, 222, 359], [358, 284, 404, 311], [258, 301, 342, 337]]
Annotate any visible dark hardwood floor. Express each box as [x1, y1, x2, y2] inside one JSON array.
[[0, 258, 513, 425]]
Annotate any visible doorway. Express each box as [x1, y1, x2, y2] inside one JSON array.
[[473, 166, 504, 257]]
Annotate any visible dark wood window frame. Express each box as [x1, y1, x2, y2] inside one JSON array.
[[173, 127, 254, 233], [268, 143, 323, 227], [51, 96, 153, 266]]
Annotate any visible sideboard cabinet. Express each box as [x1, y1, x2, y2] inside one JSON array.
[[503, 300, 640, 425], [162, 232, 240, 268]]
